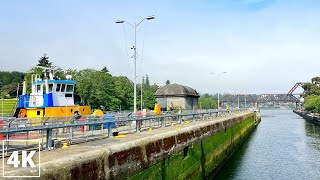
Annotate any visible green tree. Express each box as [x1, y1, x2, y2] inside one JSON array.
[[311, 76, 320, 85], [113, 76, 134, 110], [0, 71, 24, 86], [142, 90, 156, 109], [302, 82, 320, 97], [199, 94, 217, 109], [145, 75, 150, 86], [101, 66, 109, 73], [302, 76, 320, 113], [304, 95, 320, 113], [166, 80, 170, 85], [0, 71, 24, 98], [74, 69, 120, 110], [2, 83, 19, 97], [37, 54, 52, 67]]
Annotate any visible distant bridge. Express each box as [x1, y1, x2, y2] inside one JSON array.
[[220, 82, 306, 108]]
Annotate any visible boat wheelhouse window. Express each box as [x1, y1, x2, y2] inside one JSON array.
[[36, 85, 41, 93], [49, 84, 53, 92], [56, 84, 61, 92], [61, 84, 66, 92], [66, 85, 74, 92], [65, 93, 72, 97]]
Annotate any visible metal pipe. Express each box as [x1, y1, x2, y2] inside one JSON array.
[[22, 79, 27, 95], [45, 79, 49, 94]]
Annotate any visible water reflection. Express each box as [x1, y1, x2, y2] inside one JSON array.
[[215, 110, 320, 180], [305, 121, 320, 152]]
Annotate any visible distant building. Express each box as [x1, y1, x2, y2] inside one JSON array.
[[155, 83, 200, 110]]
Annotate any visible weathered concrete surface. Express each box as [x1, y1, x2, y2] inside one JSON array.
[[0, 111, 259, 179]]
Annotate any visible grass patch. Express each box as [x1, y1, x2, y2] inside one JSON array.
[[0, 98, 17, 115]]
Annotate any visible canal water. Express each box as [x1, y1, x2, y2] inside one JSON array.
[[215, 110, 320, 180]]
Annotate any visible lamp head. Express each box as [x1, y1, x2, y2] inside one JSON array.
[[145, 15, 155, 20], [115, 20, 125, 24]]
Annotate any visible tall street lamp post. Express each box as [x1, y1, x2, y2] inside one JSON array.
[[210, 72, 227, 110], [116, 16, 155, 115]]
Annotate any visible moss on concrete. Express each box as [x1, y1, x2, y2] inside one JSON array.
[[129, 115, 255, 180]]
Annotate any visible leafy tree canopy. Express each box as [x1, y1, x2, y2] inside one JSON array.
[[37, 53, 52, 67], [101, 66, 109, 73], [199, 94, 217, 109], [304, 95, 320, 113], [302, 76, 320, 113]]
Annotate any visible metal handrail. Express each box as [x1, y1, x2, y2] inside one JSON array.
[[0, 108, 248, 151]]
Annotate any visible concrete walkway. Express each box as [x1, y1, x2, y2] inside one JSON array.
[[0, 111, 252, 178]]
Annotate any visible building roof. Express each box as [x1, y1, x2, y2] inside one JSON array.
[[34, 79, 76, 85], [155, 83, 200, 97]]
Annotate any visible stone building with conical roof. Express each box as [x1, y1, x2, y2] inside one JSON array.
[[155, 83, 200, 110]]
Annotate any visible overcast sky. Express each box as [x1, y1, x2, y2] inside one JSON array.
[[1, 0, 319, 94]]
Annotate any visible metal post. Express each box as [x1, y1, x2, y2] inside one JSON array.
[[1, 98, 3, 119], [238, 94, 240, 108], [245, 94, 247, 108], [161, 117, 165, 127], [141, 78, 143, 111], [46, 129, 53, 149], [26, 131, 29, 146], [217, 91, 220, 110], [134, 24, 137, 115], [69, 126, 73, 143], [136, 118, 140, 132], [101, 123, 104, 135], [108, 122, 112, 138], [5, 133, 9, 152]]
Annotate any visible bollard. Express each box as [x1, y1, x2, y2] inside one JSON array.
[[46, 129, 53, 149], [62, 142, 68, 148], [202, 114, 204, 121], [108, 122, 112, 138]]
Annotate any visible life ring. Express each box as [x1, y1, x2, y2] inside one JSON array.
[[18, 109, 27, 118]]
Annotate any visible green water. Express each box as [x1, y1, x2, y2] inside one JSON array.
[[215, 110, 320, 180]]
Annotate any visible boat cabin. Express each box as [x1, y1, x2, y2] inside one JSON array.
[[29, 79, 75, 107], [15, 67, 92, 118]]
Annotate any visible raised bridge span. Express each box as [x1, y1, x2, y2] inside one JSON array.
[[220, 82, 306, 108]]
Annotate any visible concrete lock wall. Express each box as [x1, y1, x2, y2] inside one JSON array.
[[127, 113, 257, 179], [14, 112, 258, 179]]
